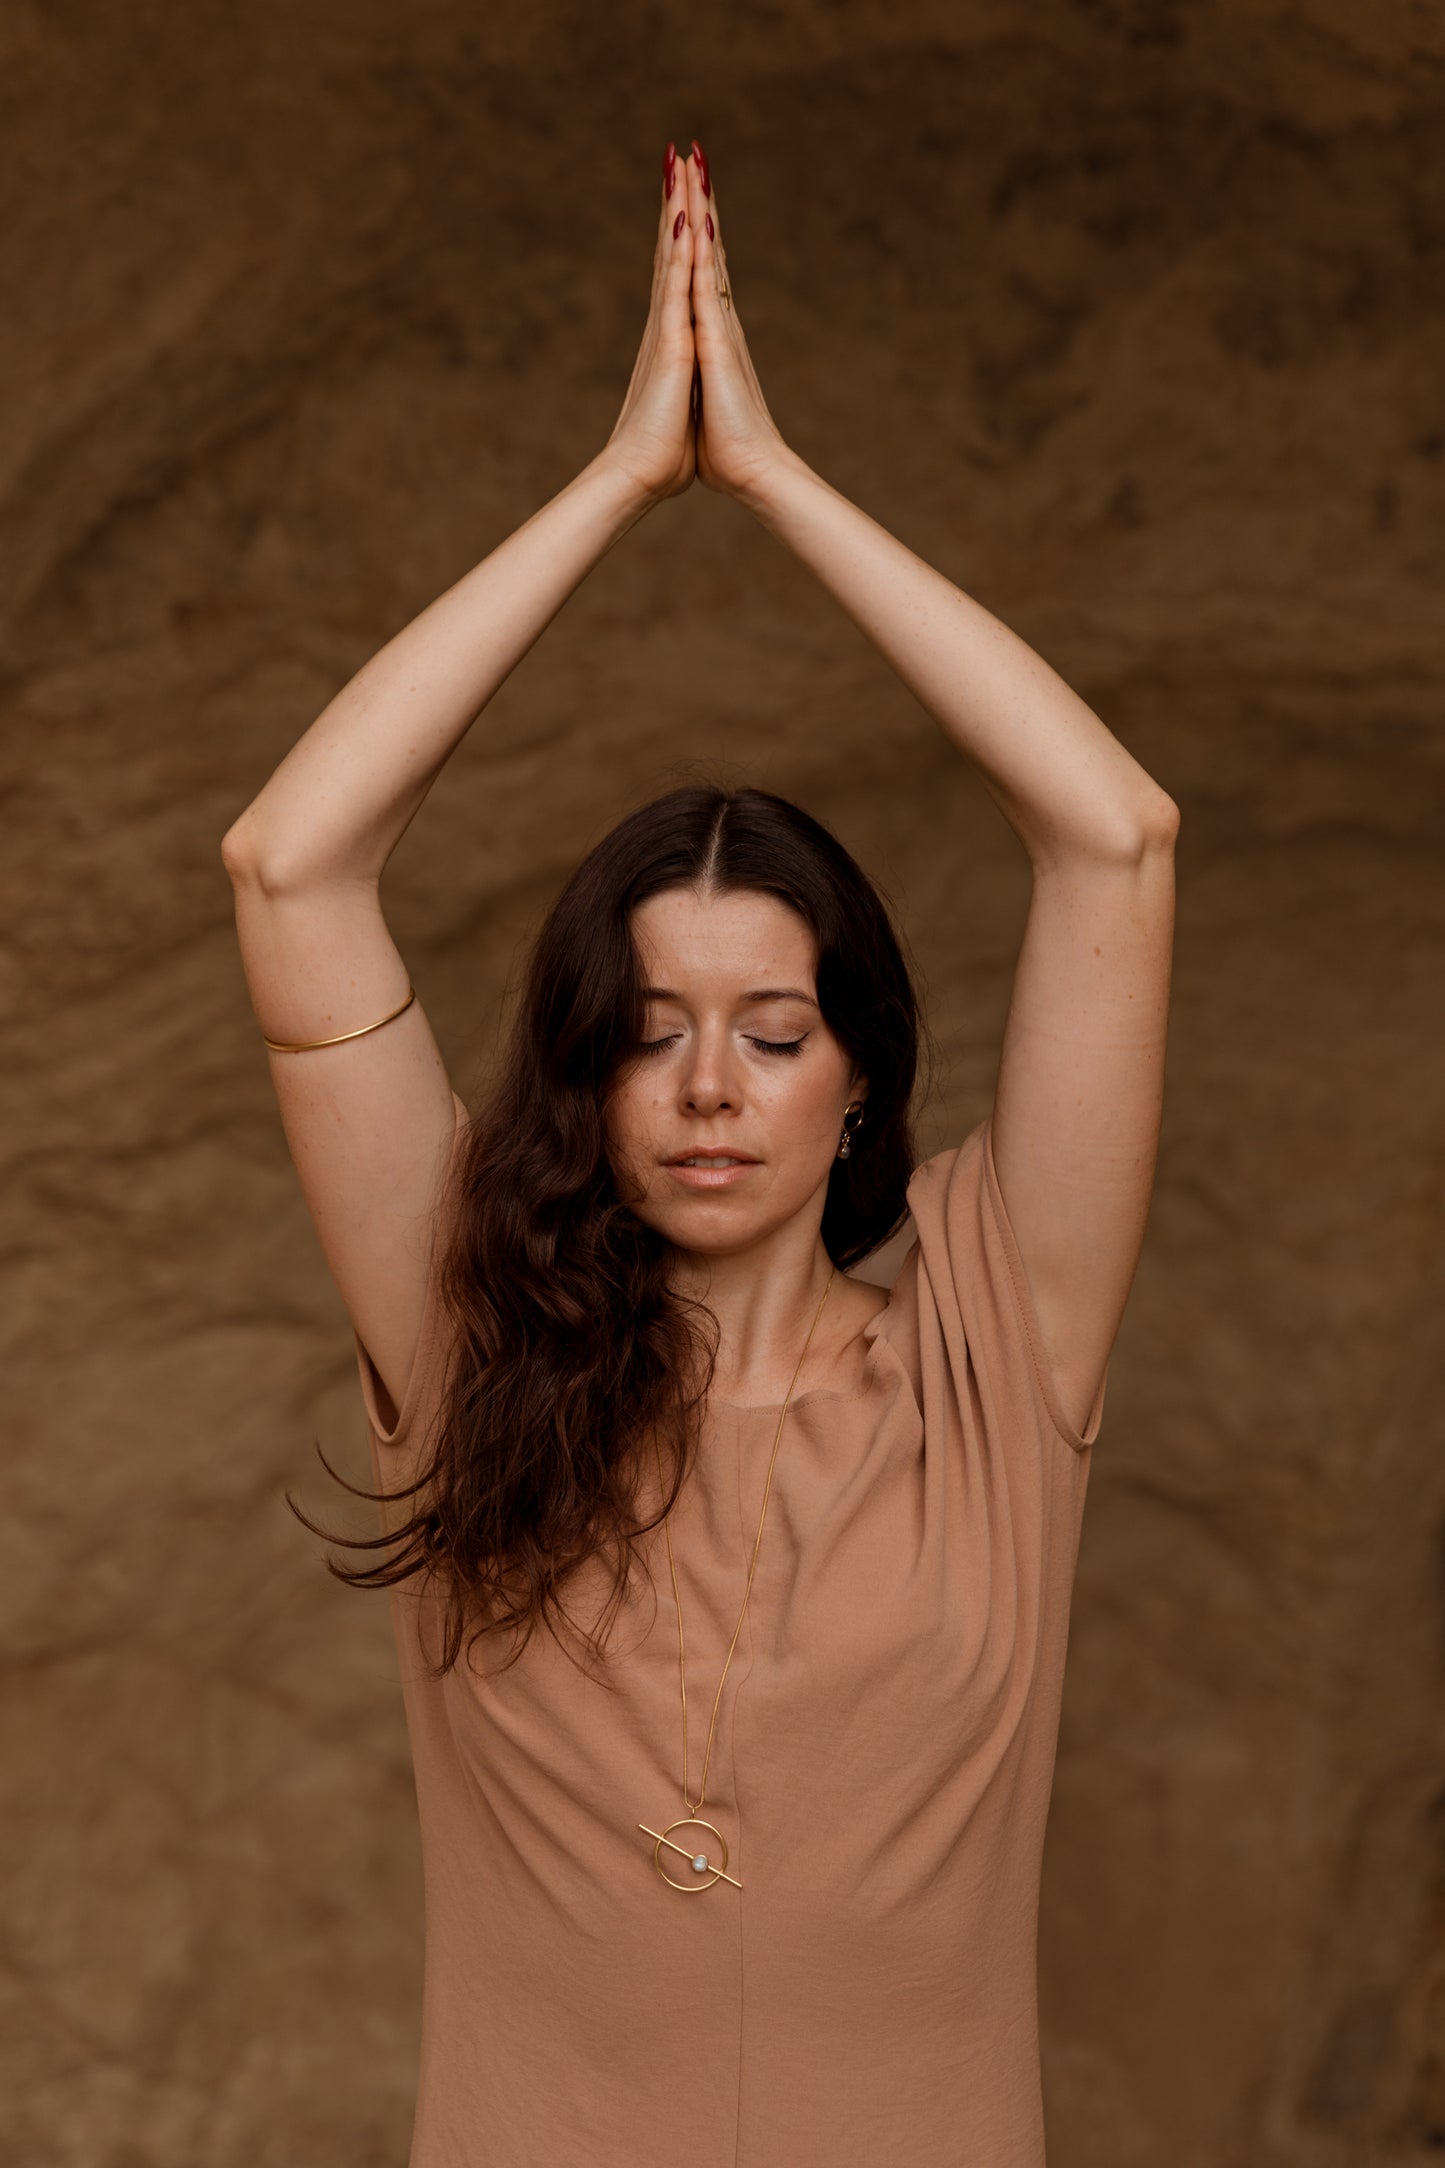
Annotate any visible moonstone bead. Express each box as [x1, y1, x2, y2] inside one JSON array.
[[692, 1853, 709, 1872]]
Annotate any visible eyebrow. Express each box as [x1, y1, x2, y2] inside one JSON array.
[[641, 985, 819, 1006]]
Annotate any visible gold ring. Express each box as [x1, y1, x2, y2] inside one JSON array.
[[719, 283, 731, 311]]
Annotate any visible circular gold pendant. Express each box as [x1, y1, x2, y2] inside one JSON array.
[[637, 1815, 741, 1891]]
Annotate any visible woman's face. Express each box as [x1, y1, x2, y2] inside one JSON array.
[[603, 886, 867, 1259]]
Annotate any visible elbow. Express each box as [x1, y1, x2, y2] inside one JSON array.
[[220, 815, 299, 894], [1106, 789, 1179, 861], [220, 818, 256, 882], [1137, 791, 1181, 851], [221, 819, 376, 897], [1049, 792, 1180, 869], [220, 814, 273, 887]]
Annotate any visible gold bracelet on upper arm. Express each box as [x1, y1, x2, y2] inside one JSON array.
[[262, 983, 416, 1053]]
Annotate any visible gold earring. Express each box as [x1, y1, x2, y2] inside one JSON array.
[[837, 1102, 866, 1160]]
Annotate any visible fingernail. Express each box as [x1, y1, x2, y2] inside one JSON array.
[[692, 138, 711, 197], [664, 141, 676, 197], [673, 208, 686, 239], [705, 212, 714, 241]]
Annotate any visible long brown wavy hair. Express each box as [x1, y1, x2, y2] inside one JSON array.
[[294, 781, 932, 1681]]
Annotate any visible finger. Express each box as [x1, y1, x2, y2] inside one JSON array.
[[687, 140, 733, 322], [661, 168, 695, 329], [651, 141, 683, 297]]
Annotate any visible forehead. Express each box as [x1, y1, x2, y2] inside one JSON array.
[[630, 888, 817, 994]]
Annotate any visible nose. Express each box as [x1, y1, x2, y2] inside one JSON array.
[[678, 1027, 738, 1113]]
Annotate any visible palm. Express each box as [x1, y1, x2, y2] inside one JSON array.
[[666, 390, 698, 497], [692, 360, 722, 494], [691, 361, 719, 492]]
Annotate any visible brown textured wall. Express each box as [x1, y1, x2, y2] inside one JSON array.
[[5, 3, 1443, 2161]]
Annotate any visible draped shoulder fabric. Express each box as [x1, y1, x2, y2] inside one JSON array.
[[352, 1095, 1105, 2167]]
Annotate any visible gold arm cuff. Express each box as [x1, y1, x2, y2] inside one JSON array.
[[262, 984, 417, 1053]]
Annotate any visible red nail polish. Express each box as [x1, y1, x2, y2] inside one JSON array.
[[673, 208, 686, 239], [666, 168, 676, 200], [692, 138, 711, 197], [705, 212, 714, 241]]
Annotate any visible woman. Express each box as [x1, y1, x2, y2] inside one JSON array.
[[223, 137, 1176, 2168]]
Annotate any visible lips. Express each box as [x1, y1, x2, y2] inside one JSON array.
[[663, 1150, 759, 1165], [662, 1148, 760, 1190]]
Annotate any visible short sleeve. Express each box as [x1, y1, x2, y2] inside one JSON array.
[[353, 1089, 471, 1453], [902, 1114, 1107, 1454]]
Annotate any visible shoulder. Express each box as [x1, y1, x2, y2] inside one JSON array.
[[822, 1277, 893, 1385], [835, 1278, 892, 1334]]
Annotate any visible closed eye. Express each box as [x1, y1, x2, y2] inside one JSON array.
[[638, 1035, 809, 1057]]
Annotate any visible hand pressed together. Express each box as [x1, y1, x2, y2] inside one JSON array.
[[605, 139, 791, 510]]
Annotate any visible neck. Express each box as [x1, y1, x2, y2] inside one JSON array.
[[667, 1237, 837, 1404]]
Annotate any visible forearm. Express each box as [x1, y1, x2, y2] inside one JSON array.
[[740, 451, 1175, 864], [222, 449, 653, 888]]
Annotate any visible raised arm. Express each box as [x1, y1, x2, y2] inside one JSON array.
[[681, 143, 1177, 1441], [222, 143, 699, 1424]]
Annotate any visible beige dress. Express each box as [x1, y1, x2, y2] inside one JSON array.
[[353, 1094, 1106, 2167]]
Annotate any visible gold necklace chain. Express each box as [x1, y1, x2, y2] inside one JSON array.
[[639, 1263, 837, 1893]]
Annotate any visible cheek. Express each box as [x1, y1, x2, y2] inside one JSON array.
[[603, 1079, 655, 1177], [768, 1065, 843, 1140]]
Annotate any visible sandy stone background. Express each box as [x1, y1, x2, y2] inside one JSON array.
[[4, 2, 1442, 2162]]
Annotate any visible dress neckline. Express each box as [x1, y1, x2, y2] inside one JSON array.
[[708, 1382, 871, 1413], [705, 1297, 893, 1412]]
